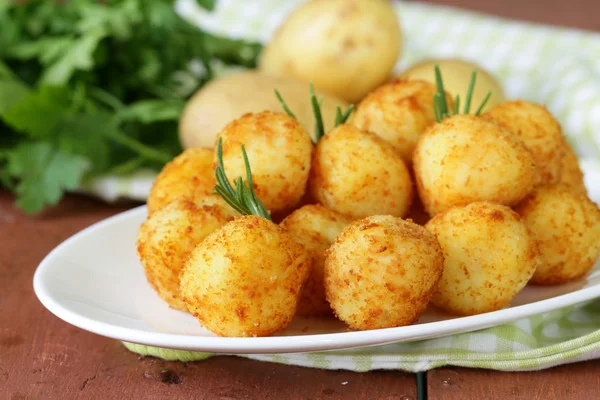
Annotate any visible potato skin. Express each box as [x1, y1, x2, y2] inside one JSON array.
[[350, 79, 451, 163], [180, 216, 311, 337], [136, 199, 232, 311], [280, 204, 352, 316], [216, 111, 313, 214], [147, 148, 214, 215], [179, 71, 348, 148], [398, 59, 505, 114], [558, 141, 587, 195], [413, 114, 536, 216], [426, 202, 540, 316], [259, 0, 401, 103], [482, 100, 564, 185], [325, 215, 444, 330], [515, 184, 600, 285], [309, 124, 413, 219]]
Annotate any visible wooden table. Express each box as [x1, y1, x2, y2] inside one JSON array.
[[2, 1, 600, 399]]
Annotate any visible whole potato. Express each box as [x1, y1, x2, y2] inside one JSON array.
[[413, 114, 536, 216], [136, 199, 232, 311], [515, 184, 600, 285], [309, 124, 413, 219], [180, 216, 312, 337], [350, 79, 452, 163], [325, 215, 444, 330], [280, 204, 352, 316], [179, 71, 348, 148], [216, 111, 313, 214], [558, 141, 587, 195], [147, 147, 214, 215], [426, 202, 540, 316], [399, 59, 505, 114], [259, 0, 402, 103], [482, 100, 564, 184]]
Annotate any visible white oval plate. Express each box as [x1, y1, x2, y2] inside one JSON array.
[[34, 206, 600, 354]]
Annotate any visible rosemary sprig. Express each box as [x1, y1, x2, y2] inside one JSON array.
[[433, 65, 493, 122], [213, 138, 271, 220], [274, 84, 354, 144]]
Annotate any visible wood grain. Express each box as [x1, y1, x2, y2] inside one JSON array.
[[0, 191, 416, 400]]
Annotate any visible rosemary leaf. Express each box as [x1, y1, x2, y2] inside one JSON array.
[[274, 89, 297, 120], [474, 91, 493, 116]]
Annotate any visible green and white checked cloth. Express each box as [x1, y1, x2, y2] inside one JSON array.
[[111, 1, 600, 372]]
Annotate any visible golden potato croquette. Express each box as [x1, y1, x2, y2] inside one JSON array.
[[309, 124, 413, 219], [280, 204, 352, 316], [413, 114, 536, 216], [325, 215, 444, 330], [216, 111, 313, 214], [482, 100, 564, 184], [350, 79, 452, 163], [195, 194, 240, 220], [558, 142, 587, 195], [515, 184, 600, 285], [426, 202, 540, 316], [136, 199, 232, 311], [180, 216, 312, 337], [147, 147, 215, 215]]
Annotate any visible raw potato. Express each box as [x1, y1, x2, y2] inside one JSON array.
[[399, 59, 505, 114], [216, 111, 313, 214], [179, 71, 348, 148], [350, 79, 452, 163], [259, 0, 402, 103], [413, 114, 536, 216], [147, 148, 214, 215], [515, 184, 600, 285], [426, 202, 540, 316], [309, 124, 413, 219], [325, 215, 444, 330], [558, 141, 587, 195], [136, 199, 232, 311], [482, 100, 564, 184], [280, 204, 352, 316], [180, 216, 312, 337]]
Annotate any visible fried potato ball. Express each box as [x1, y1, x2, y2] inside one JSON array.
[[147, 147, 215, 215], [216, 111, 313, 214], [482, 100, 564, 184], [426, 202, 540, 316], [280, 204, 353, 316], [180, 216, 312, 337], [558, 142, 587, 195], [515, 184, 600, 285], [195, 194, 240, 220], [309, 124, 413, 219], [350, 79, 452, 163], [413, 114, 536, 216], [136, 199, 233, 311], [325, 215, 443, 330]]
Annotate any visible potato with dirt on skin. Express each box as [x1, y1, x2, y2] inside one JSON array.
[[216, 111, 313, 214], [426, 202, 540, 316], [147, 147, 215, 215], [259, 0, 402, 103], [136, 199, 233, 311], [179, 71, 348, 148], [558, 142, 587, 195], [309, 124, 413, 219], [325, 215, 444, 330], [350, 79, 452, 163], [515, 184, 600, 285], [280, 204, 353, 316], [482, 100, 564, 184], [180, 216, 312, 337], [413, 114, 536, 216]]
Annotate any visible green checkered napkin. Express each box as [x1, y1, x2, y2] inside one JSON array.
[[116, 1, 600, 372]]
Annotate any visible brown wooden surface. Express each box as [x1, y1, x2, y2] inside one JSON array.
[[2, 1, 600, 399]]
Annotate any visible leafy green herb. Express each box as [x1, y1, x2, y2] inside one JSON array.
[[213, 138, 271, 220], [0, 0, 262, 214], [433, 65, 492, 122]]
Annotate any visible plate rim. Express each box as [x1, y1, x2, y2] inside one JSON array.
[[33, 206, 600, 354]]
